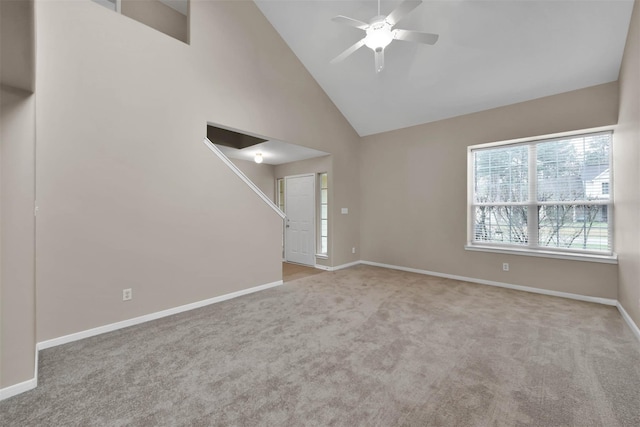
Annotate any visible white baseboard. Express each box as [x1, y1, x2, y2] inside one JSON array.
[[2, 263, 634, 402], [0, 377, 37, 401], [2, 279, 283, 401], [315, 260, 361, 272], [0, 337, 40, 402], [38, 280, 283, 350], [332, 261, 361, 271], [616, 302, 640, 342], [360, 260, 618, 306]]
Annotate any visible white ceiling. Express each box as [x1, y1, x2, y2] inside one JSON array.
[[216, 140, 330, 166], [255, 0, 635, 136]]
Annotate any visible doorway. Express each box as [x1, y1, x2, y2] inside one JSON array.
[[282, 262, 324, 282], [284, 174, 316, 266]]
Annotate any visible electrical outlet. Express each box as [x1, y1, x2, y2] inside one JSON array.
[[352, 247, 356, 254], [122, 288, 132, 301], [502, 263, 509, 272]]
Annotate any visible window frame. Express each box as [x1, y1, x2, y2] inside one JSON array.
[[466, 128, 617, 264], [317, 172, 329, 257], [276, 178, 285, 213]]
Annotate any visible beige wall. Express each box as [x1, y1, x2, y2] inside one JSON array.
[[33, 0, 360, 347], [360, 82, 619, 299], [615, 0, 640, 327], [0, 0, 37, 390], [121, 0, 187, 43], [190, 1, 361, 269], [229, 158, 276, 203], [274, 155, 331, 180], [0, 87, 36, 388]]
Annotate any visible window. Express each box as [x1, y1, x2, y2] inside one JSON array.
[[318, 173, 328, 255], [276, 178, 285, 213], [468, 131, 613, 259]]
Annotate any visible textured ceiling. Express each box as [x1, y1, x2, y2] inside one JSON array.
[[255, 0, 634, 136]]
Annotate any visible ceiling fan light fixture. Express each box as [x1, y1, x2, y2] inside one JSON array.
[[364, 21, 393, 51], [330, 0, 438, 73], [254, 152, 263, 164]]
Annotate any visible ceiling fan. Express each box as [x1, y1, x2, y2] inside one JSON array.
[[330, 0, 439, 73]]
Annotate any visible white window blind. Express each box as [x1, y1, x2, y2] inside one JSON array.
[[469, 131, 612, 256]]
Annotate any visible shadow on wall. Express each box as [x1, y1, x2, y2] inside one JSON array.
[[91, 0, 189, 43]]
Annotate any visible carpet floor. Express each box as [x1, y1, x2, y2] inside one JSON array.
[[1, 265, 639, 426], [282, 262, 324, 283]]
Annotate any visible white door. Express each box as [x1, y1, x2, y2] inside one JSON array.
[[285, 174, 316, 266]]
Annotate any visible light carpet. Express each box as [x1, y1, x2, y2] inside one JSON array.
[[1, 265, 639, 426]]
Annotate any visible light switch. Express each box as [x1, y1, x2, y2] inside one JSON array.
[[341, 208, 348, 214]]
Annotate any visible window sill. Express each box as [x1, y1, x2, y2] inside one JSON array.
[[315, 254, 329, 260], [465, 244, 618, 264]]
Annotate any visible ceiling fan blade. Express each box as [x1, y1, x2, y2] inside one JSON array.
[[386, 0, 422, 27], [374, 49, 385, 73], [331, 15, 369, 30], [330, 38, 367, 64], [394, 29, 439, 45]]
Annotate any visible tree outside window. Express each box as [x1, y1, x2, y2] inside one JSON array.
[[471, 131, 612, 254]]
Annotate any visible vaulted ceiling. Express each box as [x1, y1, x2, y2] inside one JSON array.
[[255, 0, 635, 136]]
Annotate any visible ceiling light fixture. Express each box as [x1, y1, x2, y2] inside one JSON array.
[[363, 0, 393, 72], [254, 152, 263, 164], [364, 20, 394, 52]]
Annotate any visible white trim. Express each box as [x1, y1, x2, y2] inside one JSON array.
[[3, 264, 635, 401], [283, 172, 316, 180], [202, 138, 285, 219], [314, 260, 361, 271], [616, 302, 640, 342], [0, 337, 40, 401], [360, 260, 617, 306], [38, 280, 283, 350], [0, 377, 37, 401], [2, 279, 283, 401], [465, 244, 618, 264], [315, 253, 329, 260], [332, 261, 361, 271], [468, 126, 615, 150]]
